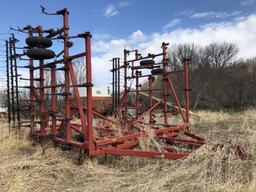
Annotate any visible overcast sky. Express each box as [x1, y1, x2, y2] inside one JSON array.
[[0, 0, 255, 88]]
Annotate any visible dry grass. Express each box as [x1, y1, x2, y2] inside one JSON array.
[[0, 109, 256, 192]]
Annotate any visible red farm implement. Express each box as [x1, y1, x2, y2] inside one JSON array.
[[8, 7, 247, 163]]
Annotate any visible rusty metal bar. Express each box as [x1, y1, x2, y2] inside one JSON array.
[[112, 58, 115, 113], [117, 58, 120, 106], [11, 34, 21, 129], [183, 58, 191, 131], [123, 50, 128, 121], [33, 52, 86, 70], [115, 58, 118, 113], [135, 70, 140, 118], [102, 149, 189, 160], [95, 126, 180, 147], [28, 30, 35, 136], [38, 26, 47, 135], [67, 56, 87, 137], [45, 27, 65, 38], [85, 32, 93, 155], [167, 77, 186, 122], [126, 53, 162, 63], [148, 76, 153, 124], [9, 37, 15, 124], [162, 42, 168, 125], [5, 41, 11, 125], [51, 64, 57, 135], [63, 11, 71, 142], [128, 88, 163, 92]]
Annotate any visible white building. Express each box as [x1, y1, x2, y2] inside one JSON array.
[[78, 87, 110, 98]]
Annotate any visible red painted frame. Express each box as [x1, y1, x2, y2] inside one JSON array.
[[19, 7, 206, 161]]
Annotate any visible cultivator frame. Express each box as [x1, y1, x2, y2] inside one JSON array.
[[8, 6, 249, 162], [117, 43, 192, 127], [5, 34, 21, 128], [14, 8, 93, 151], [105, 44, 207, 159]]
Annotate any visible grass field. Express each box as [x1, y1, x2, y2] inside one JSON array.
[[0, 109, 255, 192]]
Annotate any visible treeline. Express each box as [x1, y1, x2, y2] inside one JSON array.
[[152, 43, 256, 110]]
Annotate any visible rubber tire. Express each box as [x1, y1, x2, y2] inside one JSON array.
[[151, 69, 163, 75], [140, 60, 155, 66], [26, 36, 52, 48], [26, 48, 55, 60]]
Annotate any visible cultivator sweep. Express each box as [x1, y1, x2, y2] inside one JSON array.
[[5, 7, 247, 163]]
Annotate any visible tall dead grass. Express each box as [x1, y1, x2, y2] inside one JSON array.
[[0, 109, 255, 192]]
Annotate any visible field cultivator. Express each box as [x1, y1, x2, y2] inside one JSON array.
[[6, 7, 247, 163]]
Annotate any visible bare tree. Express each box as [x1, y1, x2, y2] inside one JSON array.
[[146, 42, 245, 110], [203, 43, 238, 69]]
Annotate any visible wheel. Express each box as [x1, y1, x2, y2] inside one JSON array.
[[151, 68, 163, 75], [140, 60, 155, 66], [26, 36, 53, 48], [26, 48, 55, 60]]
